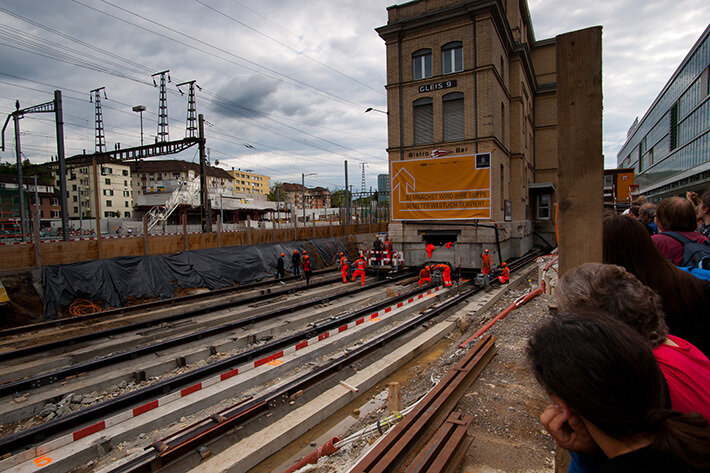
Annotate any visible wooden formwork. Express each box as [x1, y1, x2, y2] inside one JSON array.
[[0, 223, 387, 272]]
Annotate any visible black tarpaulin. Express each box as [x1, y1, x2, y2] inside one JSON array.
[[42, 238, 350, 320]]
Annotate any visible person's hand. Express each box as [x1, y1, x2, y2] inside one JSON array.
[[686, 191, 699, 206], [540, 404, 599, 454]]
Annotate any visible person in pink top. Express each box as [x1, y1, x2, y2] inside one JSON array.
[[651, 197, 709, 265], [556, 263, 710, 419]]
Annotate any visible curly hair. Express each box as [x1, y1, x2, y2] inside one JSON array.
[[557, 263, 668, 347]]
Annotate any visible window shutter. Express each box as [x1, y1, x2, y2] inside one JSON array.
[[443, 93, 464, 141], [414, 98, 434, 145]]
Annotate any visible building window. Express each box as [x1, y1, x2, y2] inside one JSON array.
[[124, 211, 131, 217], [412, 49, 432, 80], [122, 170, 129, 176], [105, 178, 111, 185], [51, 198, 59, 206], [501, 102, 506, 144], [442, 42, 463, 74], [72, 184, 77, 191], [443, 92, 464, 141], [413, 97, 434, 145], [51, 210, 60, 218], [73, 206, 78, 213], [124, 201, 129, 207], [106, 200, 112, 207], [103, 189, 114, 196], [537, 194, 551, 220], [670, 101, 679, 150]]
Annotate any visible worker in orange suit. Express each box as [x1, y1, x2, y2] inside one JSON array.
[[384, 238, 393, 260], [497, 262, 509, 284], [445, 241, 453, 249], [434, 263, 452, 287], [419, 265, 431, 286], [351, 257, 366, 286], [425, 243, 435, 258], [338, 252, 349, 283], [481, 249, 491, 275]]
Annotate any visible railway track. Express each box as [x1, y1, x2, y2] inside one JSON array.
[[0, 268, 344, 357], [0, 249, 541, 473]]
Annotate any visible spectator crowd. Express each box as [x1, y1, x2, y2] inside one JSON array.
[[530, 189, 710, 473]]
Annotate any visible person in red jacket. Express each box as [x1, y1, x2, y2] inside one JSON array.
[[338, 252, 349, 283], [384, 238, 393, 260], [419, 265, 431, 286], [497, 262, 509, 284], [351, 257, 366, 286], [426, 243, 435, 258], [302, 255, 312, 285], [481, 249, 491, 275]]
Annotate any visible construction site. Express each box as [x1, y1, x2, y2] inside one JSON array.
[[0, 0, 611, 472]]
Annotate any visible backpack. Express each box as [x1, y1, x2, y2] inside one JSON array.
[[661, 231, 710, 270]]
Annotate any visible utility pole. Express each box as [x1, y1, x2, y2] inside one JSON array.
[[344, 160, 350, 225], [152, 70, 170, 142], [176, 80, 201, 138], [2, 91, 69, 241], [302, 172, 316, 224], [198, 113, 211, 232], [90, 87, 107, 153], [12, 102, 26, 240], [360, 162, 367, 194]]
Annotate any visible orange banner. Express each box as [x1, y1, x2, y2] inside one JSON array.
[[390, 154, 491, 220]]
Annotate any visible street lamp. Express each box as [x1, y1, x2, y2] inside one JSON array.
[[365, 107, 388, 115], [132, 105, 146, 147]]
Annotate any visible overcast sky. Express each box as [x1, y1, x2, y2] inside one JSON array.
[[0, 0, 708, 192]]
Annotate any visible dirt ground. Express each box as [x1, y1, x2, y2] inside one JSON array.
[[0, 272, 43, 328], [290, 280, 557, 473]]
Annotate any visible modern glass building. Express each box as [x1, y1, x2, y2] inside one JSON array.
[[617, 24, 710, 201]]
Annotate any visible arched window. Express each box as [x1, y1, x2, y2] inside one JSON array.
[[413, 49, 432, 80], [442, 41, 463, 74], [443, 92, 464, 141], [413, 97, 434, 145]]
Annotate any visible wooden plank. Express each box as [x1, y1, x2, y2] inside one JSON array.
[[556, 27, 603, 277]]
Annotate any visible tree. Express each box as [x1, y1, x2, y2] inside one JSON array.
[[331, 189, 351, 208], [267, 182, 284, 202]]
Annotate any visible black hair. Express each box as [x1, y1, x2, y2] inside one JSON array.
[[527, 314, 710, 472]]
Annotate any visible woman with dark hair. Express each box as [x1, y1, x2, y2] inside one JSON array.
[[528, 314, 710, 473], [603, 213, 710, 356]]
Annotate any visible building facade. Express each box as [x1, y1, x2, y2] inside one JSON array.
[[376, 0, 563, 266], [280, 183, 332, 212], [58, 160, 133, 219], [228, 169, 270, 196], [617, 25, 710, 201]]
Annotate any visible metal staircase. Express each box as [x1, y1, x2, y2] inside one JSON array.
[[145, 177, 201, 231]]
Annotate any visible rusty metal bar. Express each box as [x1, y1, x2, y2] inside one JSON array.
[[403, 412, 474, 473], [350, 334, 496, 473]]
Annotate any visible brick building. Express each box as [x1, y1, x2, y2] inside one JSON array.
[[375, 0, 572, 266]]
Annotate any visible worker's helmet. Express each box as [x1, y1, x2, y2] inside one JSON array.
[[339, 252, 344, 256], [281, 253, 285, 257], [304, 255, 309, 259], [502, 262, 507, 267], [425, 265, 430, 270], [303, 250, 307, 254], [293, 250, 298, 253], [484, 249, 489, 253]]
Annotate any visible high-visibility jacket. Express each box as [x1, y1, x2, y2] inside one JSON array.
[[426, 244, 435, 258], [481, 253, 491, 273]]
